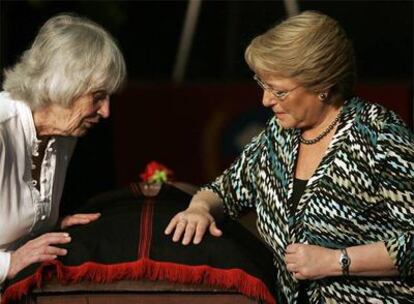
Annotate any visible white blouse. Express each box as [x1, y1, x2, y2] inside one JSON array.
[[0, 92, 76, 283]]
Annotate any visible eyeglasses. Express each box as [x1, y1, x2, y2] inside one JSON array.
[[253, 74, 300, 101]]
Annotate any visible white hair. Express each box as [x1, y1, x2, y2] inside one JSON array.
[[3, 13, 126, 110]]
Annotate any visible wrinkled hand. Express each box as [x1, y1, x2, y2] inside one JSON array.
[[60, 213, 101, 229], [164, 206, 222, 245], [7, 232, 71, 279], [284, 243, 339, 280]]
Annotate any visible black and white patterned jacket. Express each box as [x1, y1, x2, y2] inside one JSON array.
[[204, 97, 414, 304]]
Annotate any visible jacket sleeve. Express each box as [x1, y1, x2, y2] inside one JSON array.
[[0, 251, 11, 284], [201, 130, 264, 219], [377, 115, 414, 278]]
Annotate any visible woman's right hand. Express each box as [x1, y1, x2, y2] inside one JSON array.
[[7, 232, 71, 279], [164, 204, 222, 245]]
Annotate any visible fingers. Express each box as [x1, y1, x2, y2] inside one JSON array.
[[285, 243, 327, 280], [284, 255, 294, 265], [285, 243, 299, 253], [78, 213, 101, 221], [209, 221, 223, 237], [7, 232, 71, 279], [193, 223, 208, 244], [284, 243, 305, 265], [183, 219, 221, 245], [292, 272, 306, 280], [61, 213, 101, 229], [172, 218, 188, 242], [285, 262, 298, 273], [285, 243, 300, 279], [30, 245, 68, 264], [164, 215, 180, 235], [28, 233, 71, 257], [286, 260, 307, 280], [42, 245, 68, 256], [165, 211, 220, 245], [182, 222, 196, 245], [28, 233, 71, 259], [32, 232, 72, 247], [25, 244, 67, 267], [34, 254, 58, 263]]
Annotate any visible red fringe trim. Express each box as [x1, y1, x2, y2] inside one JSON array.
[[2, 258, 276, 304]]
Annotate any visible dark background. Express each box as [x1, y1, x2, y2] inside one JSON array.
[[1, 1, 413, 82], [1, 1, 412, 213]]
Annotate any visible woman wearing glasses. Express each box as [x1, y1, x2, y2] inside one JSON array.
[[165, 11, 413, 303], [0, 14, 126, 287]]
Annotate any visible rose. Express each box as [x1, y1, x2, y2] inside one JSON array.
[[140, 161, 173, 184]]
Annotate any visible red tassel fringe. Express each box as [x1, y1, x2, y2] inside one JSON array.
[[2, 258, 276, 304]]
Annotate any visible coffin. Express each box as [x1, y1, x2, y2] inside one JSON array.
[[2, 183, 278, 304]]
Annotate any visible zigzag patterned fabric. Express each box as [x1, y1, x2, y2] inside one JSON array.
[[203, 97, 414, 304]]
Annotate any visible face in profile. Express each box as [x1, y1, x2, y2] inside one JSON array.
[[62, 90, 110, 137], [259, 74, 327, 130]]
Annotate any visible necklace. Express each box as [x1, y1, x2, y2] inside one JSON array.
[[300, 110, 342, 145]]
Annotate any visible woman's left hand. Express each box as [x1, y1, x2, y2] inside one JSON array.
[[60, 213, 101, 229], [284, 243, 340, 280]]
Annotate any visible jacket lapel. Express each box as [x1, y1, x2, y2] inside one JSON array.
[[289, 98, 359, 243]]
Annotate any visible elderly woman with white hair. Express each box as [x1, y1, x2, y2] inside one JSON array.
[[0, 14, 126, 285], [166, 11, 414, 303]]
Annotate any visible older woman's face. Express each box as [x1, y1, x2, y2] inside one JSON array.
[[61, 91, 110, 137], [258, 74, 329, 130]]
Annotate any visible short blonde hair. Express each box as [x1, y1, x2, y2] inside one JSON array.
[[3, 13, 126, 110], [245, 11, 356, 100]]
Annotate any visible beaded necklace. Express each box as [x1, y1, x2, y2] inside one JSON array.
[[300, 110, 342, 145]]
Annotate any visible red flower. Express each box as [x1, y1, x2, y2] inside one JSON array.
[[140, 161, 173, 183]]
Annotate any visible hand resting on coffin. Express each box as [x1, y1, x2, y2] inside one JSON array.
[[7, 232, 71, 279], [6, 213, 100, 280], [60, 213, 101, 229], [165, 190, 224, 245]]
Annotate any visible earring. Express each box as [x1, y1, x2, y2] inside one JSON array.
[[319, 92, 328, 101]]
